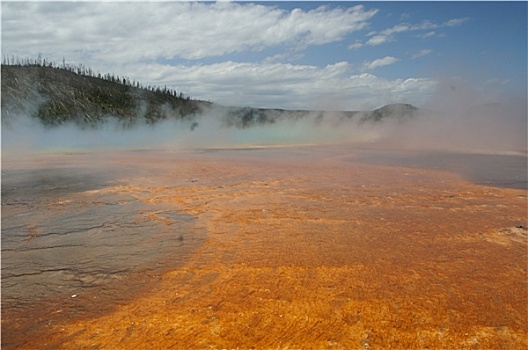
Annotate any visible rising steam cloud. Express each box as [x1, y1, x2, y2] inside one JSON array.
[[2, 75, 526, 160], [382, 77, 527, 153]]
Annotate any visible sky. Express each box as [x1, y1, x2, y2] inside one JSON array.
[[1, 1, 527, 111]]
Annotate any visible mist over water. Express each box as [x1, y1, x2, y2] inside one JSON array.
[[2, 110, 525, 160], [1, 110, 380, 157], [396, 77, 528, 154], [2, 75, 526, 158]]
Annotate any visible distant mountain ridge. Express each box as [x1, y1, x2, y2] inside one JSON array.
[[1, 64, 421, 128], [366, 103, 419, 122]]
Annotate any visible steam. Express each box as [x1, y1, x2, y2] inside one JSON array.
[[381, 77, 527, 153], [1, 108, 382, 158], [2, 75, 526, 160], [2, 112, 228, 155]]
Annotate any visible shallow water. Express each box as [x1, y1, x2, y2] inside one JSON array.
[[349, 148, 527, 189]]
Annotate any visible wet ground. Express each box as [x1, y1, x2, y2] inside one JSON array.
[[1, 145, 527, 349]]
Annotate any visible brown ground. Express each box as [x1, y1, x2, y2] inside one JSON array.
[[2, 146, 527, 349]]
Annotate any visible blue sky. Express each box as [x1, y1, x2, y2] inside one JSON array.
[[2, 1, 526, 111]]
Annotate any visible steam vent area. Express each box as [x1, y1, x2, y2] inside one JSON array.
[[2, 145, 527, 349]]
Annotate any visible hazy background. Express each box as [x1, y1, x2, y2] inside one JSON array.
[[2, 82, 526, 156]]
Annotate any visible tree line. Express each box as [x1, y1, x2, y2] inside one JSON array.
[[1, 54, 194, 102]]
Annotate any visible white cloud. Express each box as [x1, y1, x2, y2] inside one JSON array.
[[362, 56, 400, 71], [444, 18, 469, 27], [113, 61, 435, 110], [412, 20, 439, 31], [411, 49, 433, 59], [366, 17, 468, 46], [418, 31, 436, 39], [365, 24, 409, 46], [366, 34, 392, 46], [348, 41, 364, 50], [1, 2, 378, 62], [383, 23, 412, 35], [0, 2, 441, 111]]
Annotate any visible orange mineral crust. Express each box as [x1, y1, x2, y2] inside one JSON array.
[[2, 146, 527, 349]]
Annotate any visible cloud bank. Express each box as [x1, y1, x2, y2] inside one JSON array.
[[2, 2, 377, 61], [114, 61, 436, 111]]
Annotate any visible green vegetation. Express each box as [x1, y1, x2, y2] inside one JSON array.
[[1, 57, 211, 127]]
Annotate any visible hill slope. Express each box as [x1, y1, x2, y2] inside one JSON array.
[[1, 65, 211, 127], [364, 103, 419, 122], [1, 64, 420, 128]]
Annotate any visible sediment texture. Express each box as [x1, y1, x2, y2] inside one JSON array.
[[2, 147, 526, 349]]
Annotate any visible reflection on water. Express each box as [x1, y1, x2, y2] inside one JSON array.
[[351, 149, 527, 190]]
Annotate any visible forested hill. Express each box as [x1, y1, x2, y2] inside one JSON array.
[[1, 63, 212, 127], [1, 62, 421, 128]]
